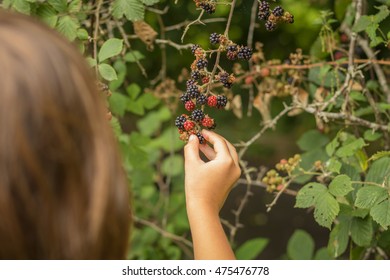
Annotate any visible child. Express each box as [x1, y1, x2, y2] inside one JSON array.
[[0, 10, 240, 259]]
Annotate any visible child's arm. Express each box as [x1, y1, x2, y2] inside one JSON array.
[[184, 130, 241, 260]]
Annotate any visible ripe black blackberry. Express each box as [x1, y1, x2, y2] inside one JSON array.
[[175, 115, 187, 130], [258, 10, 270, 21], [191, 44, 200, 54], [265, 20, 276, 31], [219, 72, 232, 88], [273, 6, 284, 17], [187, 84, 200, 98], [237, 46, 252, 60], [196, 94, 207, 105], [209, 32, 220, 44], [199, 2, 216, 14], [216, 95, 228, 108], [258, 1, 269, 12], [191, 71, 201, 80], [196, 132, 206, 144], [180, 93, 190, 104], [191, 109, 205, 122], [186, 79, 196, 87], [196, 59, 208, 70], [227, 44, 238, 52]]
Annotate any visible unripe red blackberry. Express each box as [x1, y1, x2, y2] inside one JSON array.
[[226, 51, 237, 60], [216, 95, 228, 108], [202, 76, 210, 84], [175, 115, 187, 130], [196, 94, 207, 105], [191, 109, 205, 122], [185, 100, 196, 111], [196, 132, 206, 144], [201, 117, 214, 128], [180, 93, 190, 104], [237, 46, 252, 60], [207, 95, 217, 107], [209, 32, 220, 44], [187, 84, 200, 98], [196, 59, 208, 70], [183, 120, 195, 131], [273, 6, 284, 17]]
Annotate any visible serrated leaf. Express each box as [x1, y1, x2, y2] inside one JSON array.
[[124, 51, 145, 62], [369, 151, 390, 162], [327, 158, 342, 174], [57, 16, 79, 41], [36, 4, 58, 27], [365, 157, 390, 184], [335, 138, 366, 157], [353, 15, 371, 32], [127, 100, 145, 116], [297, 130, 329, 151], [350, 217, 373, 246], [314, 192, 340, 229], [98, 38, 123, 62], [10, 0, 31, 14], [329, 175, 353, 197], [370, 199, 390, 229], [98, 63, 118, 81], [326, 135, 340, 156], [48, 0, 67, 12], [109, 92, 130, 116], [68, 0, 82, 13], [112, 0, 145, 22], [373, 5, 390, 23], [141, 0, 160, 5], [355, 186, 388, 209], [126, 83, 141, 99], [295, 183, 327, 208], [287, 230, 314, 260], [364, 130, 382, 142], [328, 217, 350, 258], [236, 238, 269, 260]]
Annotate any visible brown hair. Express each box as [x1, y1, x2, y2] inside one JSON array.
[[0, 10, 130, 259]]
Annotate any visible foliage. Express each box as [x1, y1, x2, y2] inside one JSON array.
[[2, 0, 390, 260]]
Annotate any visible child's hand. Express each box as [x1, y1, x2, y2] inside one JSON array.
[[184, 130, 241, 214]]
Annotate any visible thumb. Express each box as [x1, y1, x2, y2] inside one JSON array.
[[184, 134, 201, 163]]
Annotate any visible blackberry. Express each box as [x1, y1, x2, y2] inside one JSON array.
[[191, 109, 205, 122], [196, 94, 207, 105], [191, 44, 200, 54], [258, 1, 270, 13], [180, 93, 190, 104], [175, 115, 187, 130], [183, 120, 195, 131], [209, 32, 220, 44], [185, 100, 196, 111], [219, 72, 233, 88], [191, 71, 201, 80], [273, 6, 284, 17], [226, 51, 237, 60], [284, 12, 294, 23], [227, 44, 238, 52], [199, 2, 216, 14], [207, 95, 217, 107], [187, 84, 200, 98], [265, 20, 276, 31], [196, 59, 208, 70], [237, 46, 252, 60], [196, 132, 206, 144], [186, 79, 196, 87], [201, 117, 214, 128], [216, 95, 228, 108], [258, 10, 270, 21]]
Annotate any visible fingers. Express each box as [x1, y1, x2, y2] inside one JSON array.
[[202, 130, 239, 166], [201, 130, 230, 159], [224, 140, 239, 167], [199, 143, 216, 160], [184, 134, 202, 163]]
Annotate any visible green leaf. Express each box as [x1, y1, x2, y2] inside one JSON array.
[[127, 100, 145, 116], [124, 51, 145, 62], [48, 0, 67, 13], [373, 5, 390, 23], [352, 15, 371, 32], [287, 230, 314, 260], [326, 135, 340, 157], [369, 152, 390, 162], [314, 192, 340, 229], [364, 130, 382, 142], [295, 183, 327, 208], [98, 38, 123, 62], [140, 93, 160, 109], [350, 217, 373, 246], [236, 238, 269, 260], [68, 0, 82, 13], [112, 0, 145, 22], [10, 0, 31, 14], [370, 199, 390, 229], [77, 29, 89, 40], [365, 157, 390, 184], [297, 130, 329, 151], [57, 16, 80, 41], [126, 83, 142, 99], [86, 57, 97, 67], [328, 217, 350, 258], [141, 0, 160, 5], [355, 186, 388, 209], [161, 155, 183, 177], [109, 92, 130, 116], [329, 175, 353, 197], [335, 138, 366, 157], [36, 4, 58, 27], [98, 63, 118, 81], [314, 247, 333, 260], [327, 158, 342, 174]]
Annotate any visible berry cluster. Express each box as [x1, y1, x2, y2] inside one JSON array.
[[193, 0, 216, 14], [209, 33, 253, 62], [275, 154, 301, 173], [262, 169, 284, 193], [257, 1, 294, 31]]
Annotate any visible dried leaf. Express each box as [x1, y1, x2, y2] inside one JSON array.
[[231, 95, 243, 119], [133, 20, 158, 50], [253, 93, 272, 122]]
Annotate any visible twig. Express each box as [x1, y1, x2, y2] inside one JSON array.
[[237, 178, 298, 196], [165, 18, 227, 32], [266, 179, 293, 212], [181, 10, 205, 42], [155, 39, 193, 51]]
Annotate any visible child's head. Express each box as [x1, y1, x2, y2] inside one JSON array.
[[0, 10, 130, 259]]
